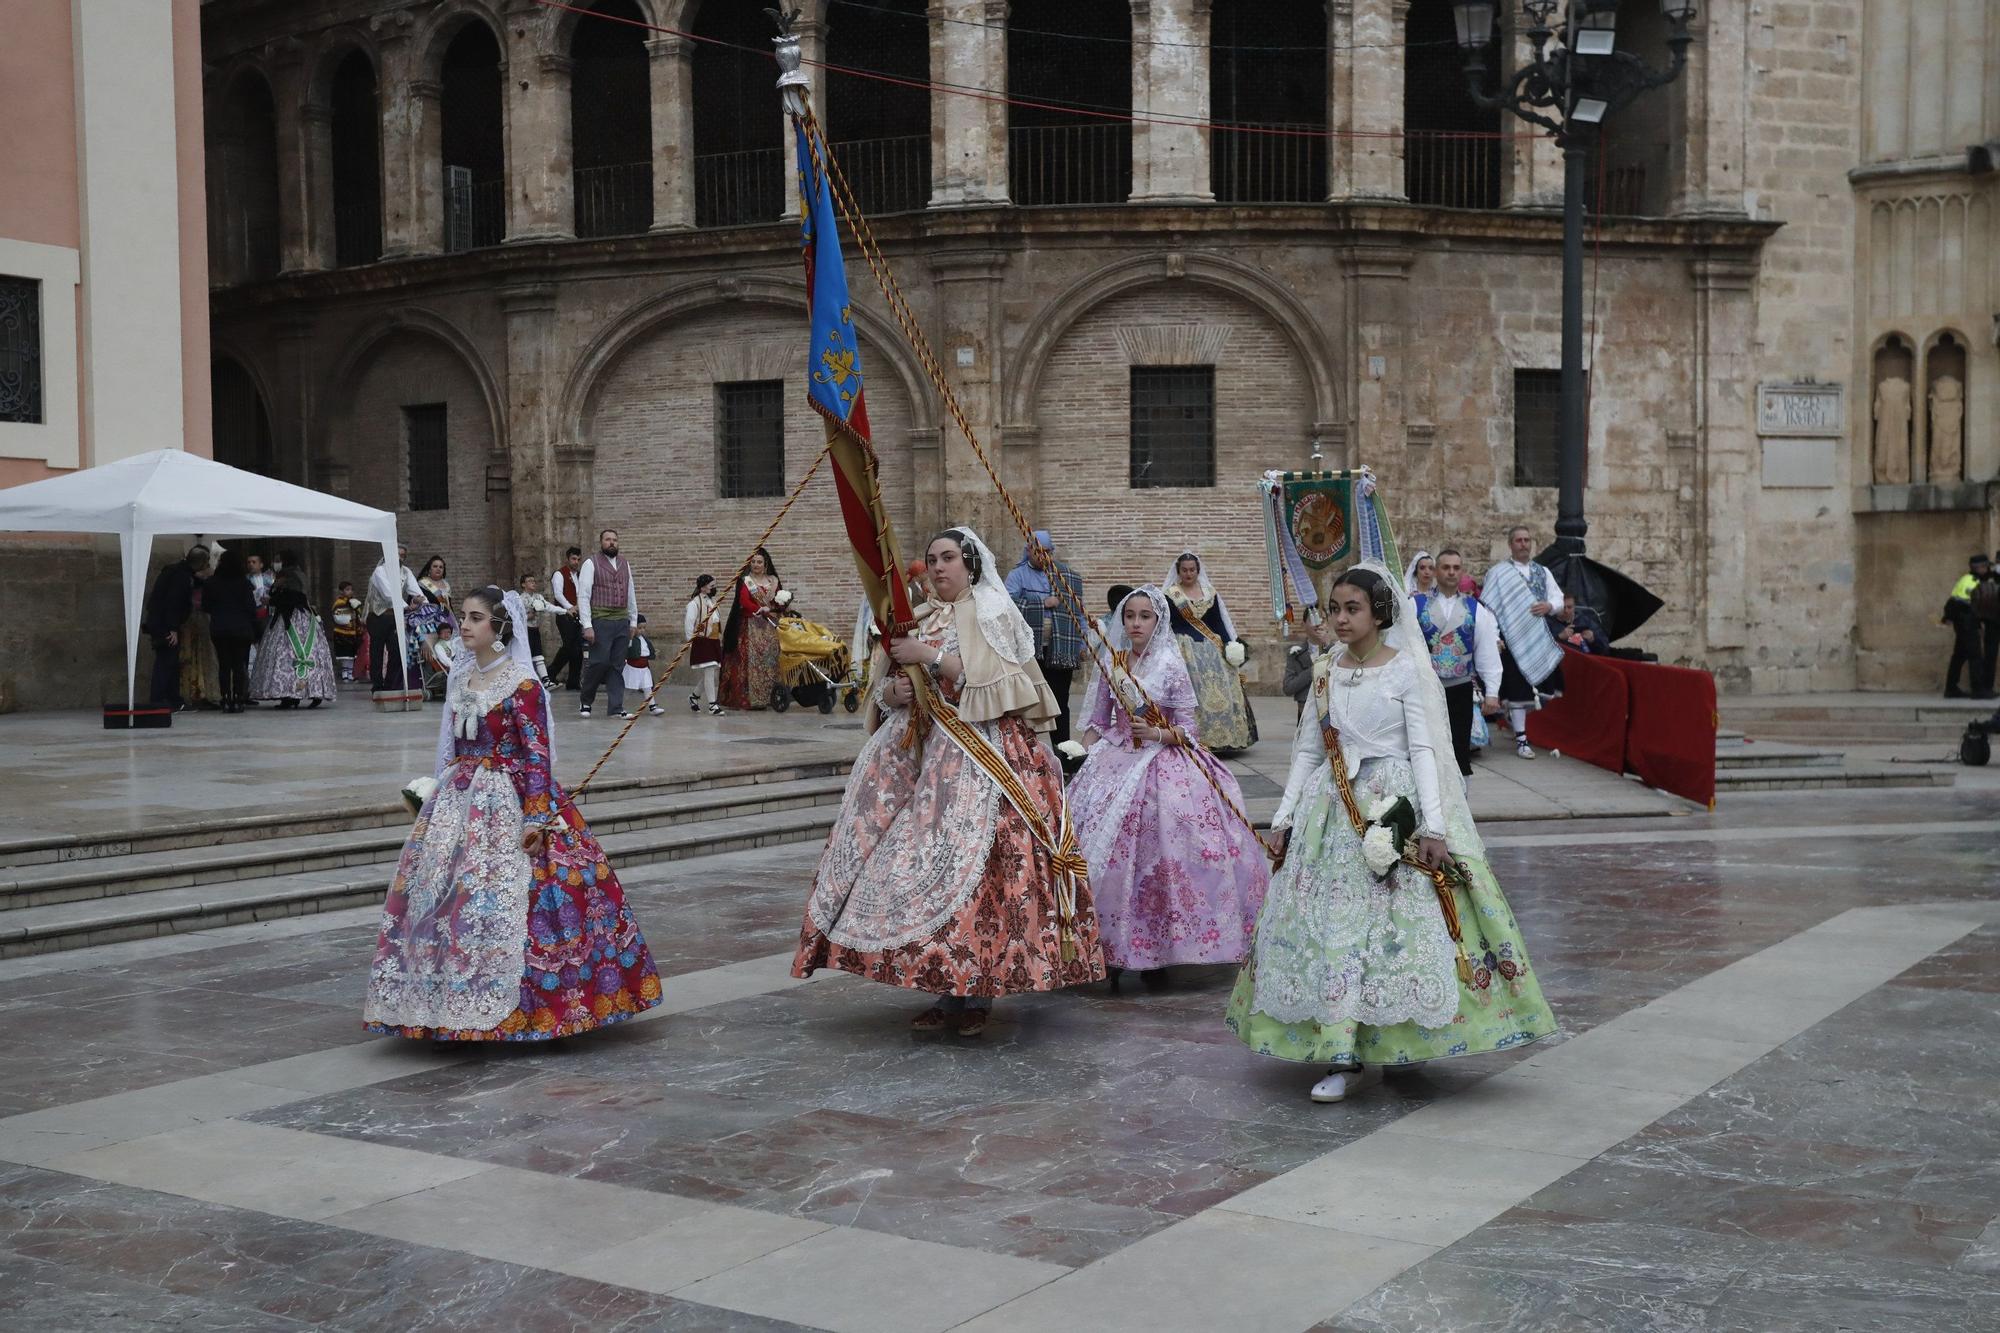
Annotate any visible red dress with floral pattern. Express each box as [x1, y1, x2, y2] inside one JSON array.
[[364, 668, 663, 1040]]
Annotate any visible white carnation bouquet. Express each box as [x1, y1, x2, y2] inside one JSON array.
[[774, 589, 793, 608], [1223, 640, 1248, 669], [400, 776, 438, 817]]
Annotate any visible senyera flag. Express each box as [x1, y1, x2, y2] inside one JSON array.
[[793, 117, 919, 646]]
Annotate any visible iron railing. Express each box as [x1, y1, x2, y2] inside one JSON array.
[[1009, 123, 1130, 206], [445, 177, 505, 252], [1404, 131, 1503, 210], [827, 135, 931, 215], [574, 161, 655, 238], [695, 147, 786, 228], [1212, 124, 1325, 204]]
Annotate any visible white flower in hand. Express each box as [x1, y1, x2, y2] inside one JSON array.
[[774, 589, 793, 607], [1224, 641, 1247, 668], [1361, 824, 1401, 878], [1055, 740, 1087, 761], [400, 776, 439, 817]]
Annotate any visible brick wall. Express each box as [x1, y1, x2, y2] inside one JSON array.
[[583, 303, 918, 636]]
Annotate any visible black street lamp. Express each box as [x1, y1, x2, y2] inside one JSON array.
[[1454, 0, 1696, 555]]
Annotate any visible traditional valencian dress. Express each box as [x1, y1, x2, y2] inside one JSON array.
[[364, 639, 662, 1041], [720, 568, 782, 710], [1164, 553, 1257, 752], [793, 537, 1105, 1000], [1226, 592, 1557, 1068], [1069, 586, 1269, 973], [250, 586, 338, 705]]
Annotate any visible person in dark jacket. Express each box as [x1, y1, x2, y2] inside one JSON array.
[[142, 545, 210, 707], [205, 549, 260, 714]]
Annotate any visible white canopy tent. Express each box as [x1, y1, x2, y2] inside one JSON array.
[[0, 449, 409, 710]]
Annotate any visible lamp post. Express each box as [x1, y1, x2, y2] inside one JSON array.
[[1453, 0, 1696, 556]]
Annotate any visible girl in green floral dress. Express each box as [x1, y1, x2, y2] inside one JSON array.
[[1225, 564, 1556, 1102]]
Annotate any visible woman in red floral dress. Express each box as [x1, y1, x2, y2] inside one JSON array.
[[364, 587, 662, 1041], [793, 528, 1105, 1036]]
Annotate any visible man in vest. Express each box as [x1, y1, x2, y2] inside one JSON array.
[[1421, 549, 1504, 778], [545, 545, 586, 692], [577, 528, 640, 719]]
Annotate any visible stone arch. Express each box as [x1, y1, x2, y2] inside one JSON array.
[[663, 0, 828, 30], [559, 274, 937, 449], [320, 308, 506, 460], [1005, 252, 1339, 431], [541, 0, 665, 56], [306, 28, 382, 106], [416, 1, 510, 82]]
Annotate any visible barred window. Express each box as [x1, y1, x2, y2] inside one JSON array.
[[0, 276, 43, 425], [405, 404, 450, 511], [1130, 366, 1215, 489], [717, 379, 785, 499], [1512, 369, 1578, 489]]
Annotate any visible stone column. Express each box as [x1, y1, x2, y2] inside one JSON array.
[[931, 0, 1011, 206], [783, 20, 828, 220], [1130, 0, 1212, 202], [647, 35, 696, 230], [1329, 0, 1404, 200], [1502, 25, 1563, 207], [377, 32, 430, 257], [1338, 243, 1415, 477], [506, 46, 576, 242], [1692, 256, 1758, 655], [932, 252, 1013, 538], [501, 284, 560, 578], [300, 99, 338, 268], [272, 314, 318, 487], [1673, 8, 1745, 215], [269, 46, 321, 273], [404, 79, 447, 253]]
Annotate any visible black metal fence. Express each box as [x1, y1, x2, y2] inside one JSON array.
[[574, 161, 655, 238], [1212, 125, 1325, 204], [695, 147, 786, 228], [828, 135, 931, 216], [1404, 131, 1503, 210], [1009, 124, 1131, 206], [333, 200, 382, 267]]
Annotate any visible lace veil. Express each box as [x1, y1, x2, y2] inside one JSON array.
[[433, 590, 551, 779]]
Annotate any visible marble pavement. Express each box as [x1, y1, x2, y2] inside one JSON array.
[[0, 697, 1995, 1330]]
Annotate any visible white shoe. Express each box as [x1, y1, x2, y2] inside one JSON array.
[[708, 704, 725, 716], [648, 705, 666, 717], [1516, 741, 1536, 760], [1310, 1065, 1382, 1103]]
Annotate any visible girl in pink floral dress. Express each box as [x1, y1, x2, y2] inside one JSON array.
[[364, 586, 662, 1041], [1069, 586, 1270, 990], [792, 527, 1105, 1036]]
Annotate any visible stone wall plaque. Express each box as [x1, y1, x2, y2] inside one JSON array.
[[1757, 382, 1844, 437]]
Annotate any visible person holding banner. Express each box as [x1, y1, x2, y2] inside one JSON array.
[[1482, 527, 1571, 760], [1225, 564, 1555, 1103], [1165, 551, 1257, 752], [1068, 586, 1268, 989], [792, 527, 1105, 1037]]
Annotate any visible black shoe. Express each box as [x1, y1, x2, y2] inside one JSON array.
[[308, 699, 323, 709], [1105, 966, 1123, 995], [1947, 687, 1967, 698], [1140, 968, 1171, 993]]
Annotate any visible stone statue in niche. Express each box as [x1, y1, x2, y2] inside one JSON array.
[[1872, 375, 1912, 485], [1928, 374, 1964, 482]]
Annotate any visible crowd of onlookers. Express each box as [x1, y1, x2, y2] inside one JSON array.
[[141, 544, 338, 714]]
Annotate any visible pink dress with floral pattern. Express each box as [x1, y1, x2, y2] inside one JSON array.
[[1066, 662, 1269, 970]]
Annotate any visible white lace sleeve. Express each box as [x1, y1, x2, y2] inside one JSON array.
[[1397, 657, 1446, 837], [1270, 689, 1326, 832]]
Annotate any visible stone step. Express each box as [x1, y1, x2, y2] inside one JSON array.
[[0, 801, 843, 960], [1713, 743, 1843, 771], [1713, 764, 1955, 793], [0, 758, 853, 870], [1735, 721, 1970, 745], [0, 774, 852, 912]]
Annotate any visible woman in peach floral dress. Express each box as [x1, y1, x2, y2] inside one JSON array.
[[792, 527, 1105, 1036]]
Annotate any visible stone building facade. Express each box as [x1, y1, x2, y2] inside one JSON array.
[[158, 0, 2000, 708]]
